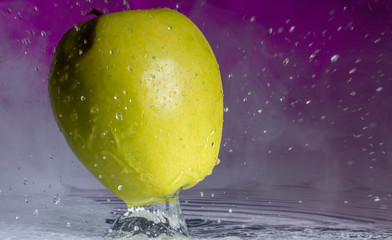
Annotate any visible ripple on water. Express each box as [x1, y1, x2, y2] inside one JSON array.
[[1, 187, 392, 239]]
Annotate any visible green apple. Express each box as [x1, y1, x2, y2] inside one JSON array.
[[48, 8, 223, 207]]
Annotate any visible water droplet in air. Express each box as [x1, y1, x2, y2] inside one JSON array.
[[53, 194, 61, 204], [35, 64, 42, 72], [200, 192, 204, 197], [74, 25, 80, 32], [330, 54, 340, 63], [374, 38, 382, 44], [376, 87, 383, 92], [228, 209, 233, 213], [283, 58, 289, 66], [224, 107, 229, 112], [349, 67, 357, 74], [22, 38, 31, 45]]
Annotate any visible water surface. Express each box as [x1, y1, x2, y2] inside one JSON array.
[[1, 187, 391, 239]]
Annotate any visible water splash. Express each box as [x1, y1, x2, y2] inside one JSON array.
[[106, 199, 188, 239]]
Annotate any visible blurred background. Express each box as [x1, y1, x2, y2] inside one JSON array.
[[1, 0, 392, 203]]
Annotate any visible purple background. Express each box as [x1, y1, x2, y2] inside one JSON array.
[[0, 0, 391, 197]]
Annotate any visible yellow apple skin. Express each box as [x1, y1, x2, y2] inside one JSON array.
[[48, 9, 223, 206]]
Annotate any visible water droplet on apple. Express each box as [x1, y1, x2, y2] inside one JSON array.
[[70, 111, 78, 121], [118, 185, 123, 191], [210, 128, 215, 135], [90, 105, 99, 113], [115, 112, 123, 120]]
